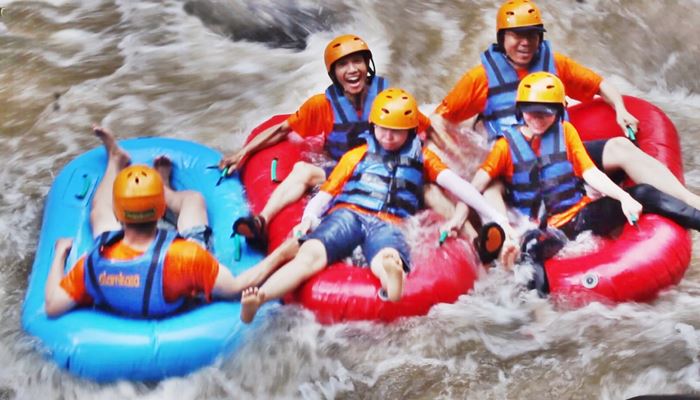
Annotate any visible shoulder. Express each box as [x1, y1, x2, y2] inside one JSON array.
[[299, 93, 330, 111], [166, 238, 213, 260]]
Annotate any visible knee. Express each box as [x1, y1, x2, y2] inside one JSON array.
[[291, 162, 320, 184], [184, 190, 206, 209], [483, 180, 505, 202], [423, 183, 451, 211], [296, 240, 327, 274], [605, 137, 637, 163]]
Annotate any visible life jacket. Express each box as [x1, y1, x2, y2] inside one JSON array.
[[324, 75, 387, 161], [84, 229, 184, 318], [333, 133, 425, 219], [502, 122, 584, 221], [480, 40, 556, 141]]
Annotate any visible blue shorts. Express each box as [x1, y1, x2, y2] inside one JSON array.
[[180, 225, 213, 251], [304, 208, 411, 272]]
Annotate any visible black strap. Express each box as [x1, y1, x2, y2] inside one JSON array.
[[141, 231, 169, 317], [487, 81, 520, 97], [539, 152, 568, 165], [483, 106, 518, 121]]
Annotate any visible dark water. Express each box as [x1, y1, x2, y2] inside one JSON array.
[[1, 0, 699, 398]]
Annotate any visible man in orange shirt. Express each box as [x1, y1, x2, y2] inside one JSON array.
[[239, 88, 517, 323], [471, 72, 700, 295], [44, 127, 287, 318], [432, 0, 700, 215], [219, 34, 434, 249]]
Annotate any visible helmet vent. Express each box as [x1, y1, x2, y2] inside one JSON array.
[[524, 84, 531, 88], [332, 43, 341, 48], [404, 110, 413, 116], [506, 11, 514, 16], [528, 8, 535, 14], [546, 85, 554, 89], [381, 108, 390, 114]]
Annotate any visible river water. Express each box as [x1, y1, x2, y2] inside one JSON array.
[[1, 0, 700, 399]]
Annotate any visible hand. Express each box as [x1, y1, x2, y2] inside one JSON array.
[[292, 218, 313, 239], [616, 108, 639, 139], [620, 194, 643, 225], [439, 218, 462, 241], [218, 149, 246, 175], [54, 238, 73, 257]]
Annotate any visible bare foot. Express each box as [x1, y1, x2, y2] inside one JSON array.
[[240, 287, 264, 324], [154, 155, 173, 188], [382, 251, 405, 302], [93, 125, 130, 168]]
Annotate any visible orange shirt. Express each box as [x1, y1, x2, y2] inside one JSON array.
[[287, 94, 432, 139], [60, 238, 220, 306], [435, 52, 604, 124], [320, 143, 448, 223], [480, 121, 595, 227]]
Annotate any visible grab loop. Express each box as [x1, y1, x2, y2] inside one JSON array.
[[438, 230, 448, 246], [75, 174, 90, 199], [233, 233, 242, 262], [271, 158, 279, 183]]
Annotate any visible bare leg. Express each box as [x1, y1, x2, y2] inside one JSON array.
[[483, 180, 508, 218], [369, 248, 405, 302], [232, 238, 299, 291], [154, 156, 208, 232], [91, 126, 130, 237], [424, 183, 477, 239], [259, 161, 326, 222], [602, 137, 700, 209], [240, 239, 327, 323]]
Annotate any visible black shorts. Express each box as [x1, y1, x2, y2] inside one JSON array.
[[559, 196, 626, 239], [583, 139, 627, 184]]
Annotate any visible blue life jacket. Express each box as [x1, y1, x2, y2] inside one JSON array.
[[324, 75, 387, 161], [502, 122, 584, 220], [84, 229, 184, 318], [480, 40, 556, 141], [333, 133, 424, 219]]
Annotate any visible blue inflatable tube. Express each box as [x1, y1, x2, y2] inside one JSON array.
[[22, 137, 270, 382]]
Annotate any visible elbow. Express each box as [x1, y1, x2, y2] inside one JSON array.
[[44, 299, 63, 318]]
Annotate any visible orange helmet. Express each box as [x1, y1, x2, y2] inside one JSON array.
[[113, 165, 166, 223], [324, 34, 374, 74], [516, 72, 565, 105], [369, 88, 419, 130], [496, 0, 546, 32]]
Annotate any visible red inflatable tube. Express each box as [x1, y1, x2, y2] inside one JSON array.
[[240, 116, 479, 323], [548, 96, 692, 304]]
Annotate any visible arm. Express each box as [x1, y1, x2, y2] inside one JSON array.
[[582, 167, 642, 224], [219, 120, 292, 173], [292, 191, 333, 237], [436, 169, 508, 227], [439, 200, 469, 238], [425, 116, 461, 156], [598, 79, 639, 137], [44, 239, 78, 317]]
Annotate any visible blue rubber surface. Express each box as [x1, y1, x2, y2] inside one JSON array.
[[21, 137, 271, 382]]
